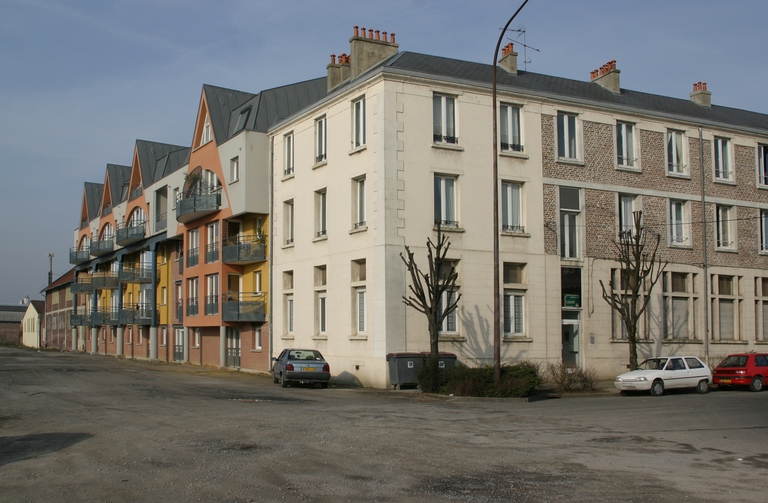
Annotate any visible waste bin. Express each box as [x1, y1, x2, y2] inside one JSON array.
[[386, 352, 457, 389]]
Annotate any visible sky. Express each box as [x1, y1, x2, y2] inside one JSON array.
[[0, 0, 766, 304]]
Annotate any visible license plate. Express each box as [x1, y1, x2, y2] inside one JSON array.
[[621, 384, 636, 390], [302, 367, 316, 372], [720, 378, 731, 384]]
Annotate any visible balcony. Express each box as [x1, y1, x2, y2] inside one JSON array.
[[92, 272, 119, 290], [119, 303, 154, 325], [222, 292, 266, 323], [70, 308, 90, 326], [91, 307, 118, 326], [70, 247, 90, 265], [118, 263, 155, 283], [204, 295, 219, 316], [129, 186, 143, 202], [70, 278, 92, 294], [116, 221, 146, 246], [176, 299, 183, 323], [155, 212, 167, 231], [223, 235, 266, 264], [90, 237, 114, 256], [187, 298, 199, 317], [187, 248, 199, 268], [205, 243, 219, 264], [176, 187, 221, 223]]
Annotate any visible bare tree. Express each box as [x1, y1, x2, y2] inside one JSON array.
[[599, 211, 666, 371], [400, 225, 461, 360]]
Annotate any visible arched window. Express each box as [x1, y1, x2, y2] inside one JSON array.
[[100, 223, 114, 240], [78, 235, 90, 251], [127, 208, 146, 227]]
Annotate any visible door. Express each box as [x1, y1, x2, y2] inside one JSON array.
[[664, 357, 690, 388], [561, 323, 580, 366], [226, 327, 240, 368], [174, 329, 184, 362]]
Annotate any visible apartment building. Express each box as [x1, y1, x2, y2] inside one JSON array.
[[42, 268, 74, 350], [269, 29, 768, 387]]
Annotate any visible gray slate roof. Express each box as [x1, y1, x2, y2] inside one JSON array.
[[84, 182, 103, 223], [135, 140, 189, 189], [0, 305, 26, 323], [202, 85, 257, 146], [105, 164, 131, 205], [385, 52, 768, 133]]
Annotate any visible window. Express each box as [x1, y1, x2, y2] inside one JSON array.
[[503, 263, 526, 336], [192, 328, 200, 347], [712, 274, 742, 341], [205, 274, 218, 315], [619, 194, 637, 237], [315, 116, 327, 163], [501, 181, 523, 233], [663, 272, 698, 340], [187, 229, 199, 267], [317, 291, 327, 335], [172, 187, 179, 210], [353, 97, 366, 148], [714, 137, 732, 181], [616, 122, 636, 167], [761, 210, 768, 253], [127, 327, 133, 345], [669, 200, 688, 245], [759, 144, 768, 187], [230, 156, 239, 183], [160, 327, 167, 346], [255, 271, 262, 293], [438, 290, 458, 333], [284, 133, 294, 176], [716, 205, 733, 249], [557, 112, 578, 160], [559, 187, 580, 258], [353, 177, 366, 229], [284, 200, 294, 245], [315, 189, 327, 238], [202, 117, 212, 145], [206, 221, 219, 263], [667, 130, 686, 174], [356, 288, 366, 333], [500, 104, 522, 152], [234, 108, 249, 134], [754, 278, 768, 342], [352, 259, 366, 335], [434, 175, 458, 228], [286, 296, 294, 334], [187, 277, 199, 316], [433, 94, 457, 144]]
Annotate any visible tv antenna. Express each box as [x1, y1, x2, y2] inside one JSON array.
[[506, 28, 539, 71]]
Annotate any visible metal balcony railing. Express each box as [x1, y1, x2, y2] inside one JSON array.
[[70, 247, 90, 265], [223, 235, 266, 264], [187, 298, 199, 317], [187, 248, 199, 267], [129, 186, 143, 201], [177, 299, 183, 322], [222, 292, 266, 323], [155, 212, 167, 231], [70, 278, 93, 294], [101, 205, 112, 217], [116, 220, 146, 246], [92, 272, 119, 290], [205, 242, 219, 263], [176, 187, 221, 223], [119, 303, 154, 325], [70, 307, 90, 326], [90, 237, 114, 256], [91, 307, 119, 326], [118, 262, 154, 283], [204, 295, 219, 316]]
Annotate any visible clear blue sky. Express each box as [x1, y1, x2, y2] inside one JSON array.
[[1, 0, 765, 304]]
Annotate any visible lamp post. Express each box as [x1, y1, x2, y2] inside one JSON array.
[[492, 0, 529, 384]]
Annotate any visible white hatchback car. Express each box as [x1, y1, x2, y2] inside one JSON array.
[[614, 356, 712, 396]]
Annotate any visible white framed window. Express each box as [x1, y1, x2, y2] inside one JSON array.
[[317, 291, 327, 335], [284, 200, 294, 245], [356, 287, 366, 333], [754, 277, 768, 342], [663, 271, 698, 340], [667, 129, 687, 175], [716, 205, 734, 249], [206, 221, 219, 263], [353, 97, 366, 148], [557, 112, 578, 160], [433, 94, 457, 144], [759, 144, 768, 187], [712, 274, 742, 341], [255, 271, 262, 293], [193, 328, 200, 347], [284, 133, 294, 176], [205, 274, 218, 315], [438, 290, 458, 333], [315, 189, 327, 238], [353, 177, 366, 229], [434, 175, 458, 228], [714, 137, 732, 181], [201, 117, 212, 145], [761, 210, 768, 253], [230, 156, 239, 183], [161, 327, 167, 346], [127, 327, 133, 345], [559, 187, 580, 258], [500, 104, 522, 152], [188, 228, 199, 267], [172, 187, 179, 210], [188, 277, 199, 316], [616, 122, 636, 168], [669, 200, 688, 245], [619, 194, 637, 237], [285, 295, 294, 335], [315, 116, 327, 163], [501, 181, 523, 233], [503, 291, 524, 335]]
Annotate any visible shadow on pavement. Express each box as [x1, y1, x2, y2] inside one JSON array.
[[0, 432, 93, 467]]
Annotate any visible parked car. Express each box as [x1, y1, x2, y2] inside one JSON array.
[[713, 353, 768, 392], [614, 356, 712, 396], [272, 349, 331, 388]]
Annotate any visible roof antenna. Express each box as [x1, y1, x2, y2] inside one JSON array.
[[506, 27, 539, 71]]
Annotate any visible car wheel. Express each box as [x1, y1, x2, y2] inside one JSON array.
[[320, 382, 329, 389], [272, 371, 279, 384], [280, 373, 288, 388], [749, 376, 764, 392], [695, 380, 709, 394], [649, 379, 664, 396]]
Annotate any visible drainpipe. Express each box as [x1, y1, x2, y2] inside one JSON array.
[[268, 134, 275, 366], [149, 245, 158, 360], [116, 255, 124, 357], [699, 127, 710, 358], [91, 270, 98, 354]]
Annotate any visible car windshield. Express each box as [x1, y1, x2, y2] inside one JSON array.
[[718, 355, 748, 368], [287, 350, 324, 361], [638, 358, 667, 370]]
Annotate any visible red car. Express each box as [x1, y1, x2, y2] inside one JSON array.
[[713, 353, 768, 392]]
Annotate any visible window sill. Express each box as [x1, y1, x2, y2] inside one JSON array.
[[438, 334, 466, 342], [281, 173, 295, 181], [250, 349, 263, 353], [611, 338, 655, 344], [312, 235, 328, 243], [713, 178, 736, 186], [669, 243, 693, 250], [349, 145, 367, 156], [312, 335, 328, 341], [282, 242, 295, 250], [349, 335, 368, 341], [661, 339, 702, 344], [349, 226, 368, 235], [665, 172, 691, 180], [560, 257, 583, 263], [281, 335, 294, 340], [312, 160, 328, 170], [710, 339, 748, 344], [432, 143, 464, 152], [758, 184, 768, 191], [503, 336, 532, 343], [229, 179, 239, 185], [755, 340, 768, 345], [616, 165, 641, 173], [556, 158, 584, 166], [433, 225, 465, 233], [499, 151, 528, 160], [715, 247, 738, 254], [501, 231, 530, 238]]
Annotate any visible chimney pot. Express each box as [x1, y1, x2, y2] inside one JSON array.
[[360, 26, 365, 37], [368, 28, 373, 38], [375, 30, 380, 40], [703, 82, 707, 90], [391, 33, 395, 43], [510, 42, 514, 52], [382, 31, 387, 41], [331, 54, 336, 64], [354, 26, 359, 37]]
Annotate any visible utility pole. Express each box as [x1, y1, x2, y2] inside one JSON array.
[[48, 253, 54, 285]]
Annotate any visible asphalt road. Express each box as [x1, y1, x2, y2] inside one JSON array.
[[1, 346, 767, 503]]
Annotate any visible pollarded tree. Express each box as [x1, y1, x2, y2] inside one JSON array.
[[599, 211, 666, 370]]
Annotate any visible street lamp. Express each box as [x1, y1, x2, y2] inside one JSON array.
[[492, 0, 530, 384]]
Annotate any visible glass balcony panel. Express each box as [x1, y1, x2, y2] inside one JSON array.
[[222, 292, 266, 322]]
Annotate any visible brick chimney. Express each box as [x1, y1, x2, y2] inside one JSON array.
[[499, 43, 518, 75], [328, 26, 398, 92], [690, 82, 711, 107], [590, 60, 620, 94]]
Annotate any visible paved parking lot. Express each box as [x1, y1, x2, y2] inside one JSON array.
[[1, 346, 767, 502]]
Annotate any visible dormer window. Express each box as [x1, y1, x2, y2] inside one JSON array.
[[202, 117, 212, 145], [234, 109, 250, 134]]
